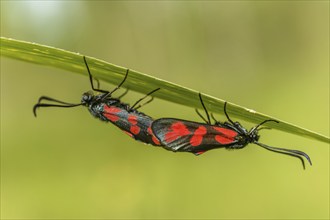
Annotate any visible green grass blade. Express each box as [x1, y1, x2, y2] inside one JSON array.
[[1, 37, 329, 144]]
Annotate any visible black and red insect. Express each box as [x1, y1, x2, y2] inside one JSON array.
[[33, 56, 161, 146], [151, 93, 312, 169]]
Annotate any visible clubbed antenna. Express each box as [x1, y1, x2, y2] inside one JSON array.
[[254, 142, 312, 170], [33, 96, 81, 117]]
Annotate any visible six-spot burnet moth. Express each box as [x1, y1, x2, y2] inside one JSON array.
[[151, 93, 312, 169], [33, 56, 161, 146], [33, 56, 312, 169]]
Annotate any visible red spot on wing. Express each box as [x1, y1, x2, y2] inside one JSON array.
[[127, 115, 140, 135], [152, 136, 161, 145], [164, 122, 190, 143], [190, 126, 207, 146], [104, 114, 119, 122], [128, 115, 138, 125], [103, 106, 122, 122], [212, 127, 238, 138], [215, 135, 235, 144], [212, 127, 237, 144], [148, 127, 160, 145], [130, 125, 140, 135], [104, 105, 121, 114]]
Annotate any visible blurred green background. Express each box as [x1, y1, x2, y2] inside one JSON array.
[[1, 1, 329, 219]]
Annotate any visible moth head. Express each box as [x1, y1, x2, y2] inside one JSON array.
[[81, 91, 95, 106]]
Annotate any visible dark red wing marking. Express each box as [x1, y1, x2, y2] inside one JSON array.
[[103, 105, 143, 138], [212, 126, 237, 144], [164, 122, 191, 143], [130, 125, 140, 135], [147, 127, 161, 145], [190, 126, 207, 146], [127, 115, 141, 135], [103, 106, 122, 122], [128, 115, 138, 124]]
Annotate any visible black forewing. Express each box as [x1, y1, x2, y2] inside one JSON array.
[[151, 118, 239, 154], [101, 103, 157, 145]]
